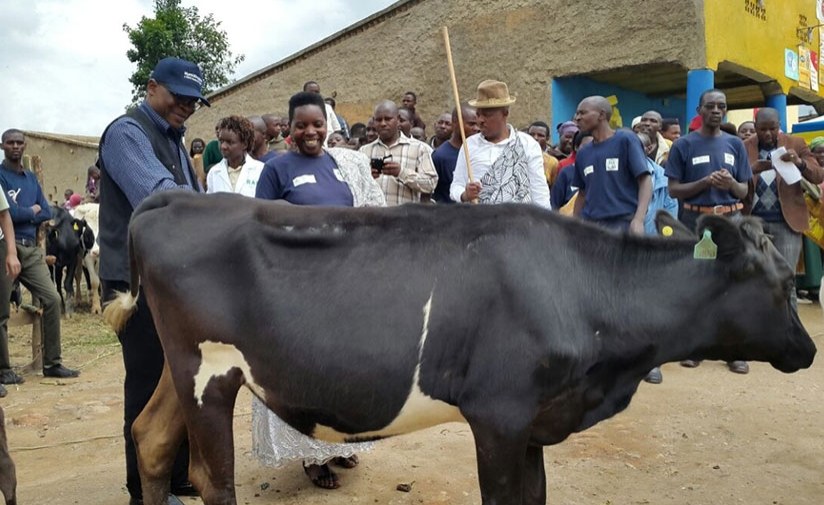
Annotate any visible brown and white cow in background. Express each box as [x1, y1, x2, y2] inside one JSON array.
[[71, 203, 101, 314], [106, 192, 816, 505]]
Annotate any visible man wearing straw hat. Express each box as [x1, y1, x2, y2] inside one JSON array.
[[449, 80, 550, 207]]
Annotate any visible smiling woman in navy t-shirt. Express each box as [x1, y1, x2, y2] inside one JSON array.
[[255, 94, 353, 207]]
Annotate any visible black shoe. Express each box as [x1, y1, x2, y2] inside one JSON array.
[[0, 384, 6, 398], [0, 370, 24, 384], [171, 482, 198, 496], [43, 364, 80, 378]]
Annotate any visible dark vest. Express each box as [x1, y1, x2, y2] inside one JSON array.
[[98, 107, 199, 283]]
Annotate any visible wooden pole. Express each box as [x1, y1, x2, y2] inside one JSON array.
[[192, 154, 206, 191], [442, 27, 475, 186], [31, 156, 45, 371]]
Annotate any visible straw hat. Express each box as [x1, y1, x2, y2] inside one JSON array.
[[468, 80, 516, 108]]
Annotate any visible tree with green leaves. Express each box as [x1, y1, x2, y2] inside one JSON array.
[[123, 0, 244, 106]]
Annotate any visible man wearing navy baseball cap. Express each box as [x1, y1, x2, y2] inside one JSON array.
[[97, 56, 209, 505], [150, 56, 211, 109]]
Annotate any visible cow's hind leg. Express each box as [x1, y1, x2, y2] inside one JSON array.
[[522, 444, 546, 505], [0, 407, 17, 505], [133, 363, 187, 505], [88, 258, 101, 315], [184, 368, 244, 505]]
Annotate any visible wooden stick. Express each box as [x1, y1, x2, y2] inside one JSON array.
[[442, 27, 475, 185]]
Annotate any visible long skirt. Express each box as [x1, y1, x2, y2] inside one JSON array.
[[251, 396, 374, 467]]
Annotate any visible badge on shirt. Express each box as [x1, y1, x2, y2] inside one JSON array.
[[692, 155, 710, 165], [605, 158, 619, 172], [293, 174, 317, 187], [333, 169, 344, 182], [583, 165, 594, 176], [724, 153, 735, 166]]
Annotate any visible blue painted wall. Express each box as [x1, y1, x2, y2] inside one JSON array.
[[551, 76, 687, 143]]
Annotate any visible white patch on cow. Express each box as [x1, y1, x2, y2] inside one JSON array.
[[282, 226, 294, 232], [193, 341, 265, 406], [312, 291, 465, 443]]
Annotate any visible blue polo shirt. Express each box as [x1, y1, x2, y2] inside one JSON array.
[[432, 141, 459, 204], [571, 129, 651, 221], [664, 131, 752, 206], [256, 151, 353, 207]]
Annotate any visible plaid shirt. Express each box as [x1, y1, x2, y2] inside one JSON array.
[[360, 133, 438, 205]]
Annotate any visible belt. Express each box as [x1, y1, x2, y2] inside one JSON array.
[[683, 202, 743, 215], [16, 238, 36, 247]]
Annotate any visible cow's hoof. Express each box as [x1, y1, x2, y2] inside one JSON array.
[[92, 305, 102, 315], [643, 367, 662, 384], [680, 359, 701, 368], [0, 384, 6, 398], [727, 360, 749, 374], [304, 463, 341, 489]]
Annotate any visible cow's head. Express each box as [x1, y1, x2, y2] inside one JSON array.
[[656, 211, 816, 373], [44, 206, 85, 252]]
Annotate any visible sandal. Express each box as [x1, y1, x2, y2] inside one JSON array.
[[332, 455, 359, 469], [303, 463, 340, 489]]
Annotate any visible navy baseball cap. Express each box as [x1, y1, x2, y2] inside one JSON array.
[[150, 57, 210, 107]]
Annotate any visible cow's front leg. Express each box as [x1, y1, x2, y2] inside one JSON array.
[[522, 444, 546, 505], [62, 263, 75, 316], [466, 413, 532, 505], [73, 257, 84, 308], [134, 363, 186, 505], [183, 369, 243, 505]]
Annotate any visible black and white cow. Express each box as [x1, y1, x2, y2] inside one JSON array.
[[71, 203, 102, 314], [104, 191, 816, 505], [45, 205, 93, 315]]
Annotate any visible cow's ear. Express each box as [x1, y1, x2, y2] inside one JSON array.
[[655, 210, 693, 239], [696, 215, 745, 261]]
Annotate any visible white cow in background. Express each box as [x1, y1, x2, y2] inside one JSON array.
[[71, 203, 101, 314]]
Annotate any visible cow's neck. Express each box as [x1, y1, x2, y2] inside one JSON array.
[[579, 235, 726, 365]]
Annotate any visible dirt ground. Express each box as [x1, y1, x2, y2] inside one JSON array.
[[2, 301, 823, 505]]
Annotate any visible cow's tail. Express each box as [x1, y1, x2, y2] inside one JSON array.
[[102, 232, 140, 333]]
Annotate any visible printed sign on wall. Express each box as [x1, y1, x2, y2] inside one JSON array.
[[799, 46, 811, 88], [786, 48, 800, 80]]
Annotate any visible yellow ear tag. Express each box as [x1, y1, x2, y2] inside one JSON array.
[[662, 225, 673, 237], [73, 223, 79, 231], [693, 229, 717, 260]]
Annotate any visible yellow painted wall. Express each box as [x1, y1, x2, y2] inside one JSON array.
[[705, 0, 824, 96]]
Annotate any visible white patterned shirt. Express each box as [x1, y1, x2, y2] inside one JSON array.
[[450, 125, 551, 208]]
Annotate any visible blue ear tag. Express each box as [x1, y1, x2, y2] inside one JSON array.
[[693, 229, 718, 260]]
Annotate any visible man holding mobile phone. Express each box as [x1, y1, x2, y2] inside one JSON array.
[[360, 100, 438, 206]]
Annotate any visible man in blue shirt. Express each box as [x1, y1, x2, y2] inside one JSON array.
[[571, 95, 652, 234], [99, 57, 208, 505], [0, 129, 79, 385], [665, 89, 751, 232], [665, 88, 752, 375], [431, 103, 478, 203]]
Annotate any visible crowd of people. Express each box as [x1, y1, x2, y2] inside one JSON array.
[[3, 54, 823, 504]]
